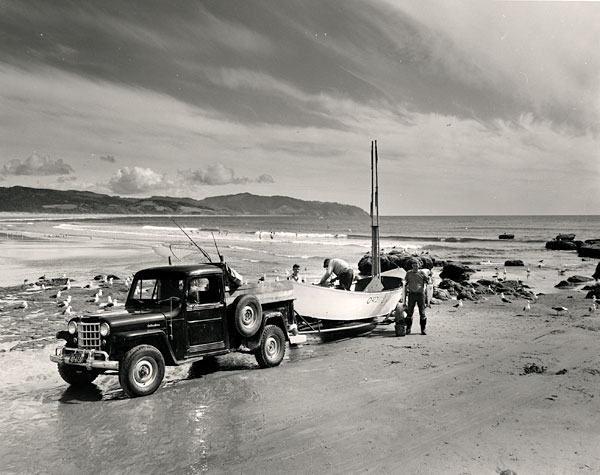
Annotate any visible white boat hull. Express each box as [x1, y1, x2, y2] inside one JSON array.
[[292, 281, 404, 321]]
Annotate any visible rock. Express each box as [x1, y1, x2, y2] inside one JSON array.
[[556, 233, 576, 241], [593, 262, 600, 280], [555, 280, 573, 288], [439, 263, 475, 282], [584, 238, 600, 245], [578, 243, 600, 259], [585, 285, 600, 299], [358, 251, 435, 275], [433, 289, 450, 301], [504, 259, 524, 267], [545, 240, 578, 250], [566, 275, 593, 283]]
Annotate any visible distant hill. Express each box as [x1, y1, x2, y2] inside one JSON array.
[[0, 186, 367, 217]]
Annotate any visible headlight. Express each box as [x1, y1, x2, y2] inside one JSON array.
[[100, 322, 110, 337], [68, 320, 77, 334]]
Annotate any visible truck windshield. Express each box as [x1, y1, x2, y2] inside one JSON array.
[[128, 277, 184, 307]]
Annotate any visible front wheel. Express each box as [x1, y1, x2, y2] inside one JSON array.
[[119, 345, 165, 397], [255, 325, 286, 368], [58, 363, 100, 386]]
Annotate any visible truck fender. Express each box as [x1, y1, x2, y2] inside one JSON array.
[[113, 330, 177, 366]]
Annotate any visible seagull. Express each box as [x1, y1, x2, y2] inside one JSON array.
[[52, 290, 62, 299], [589, 302, 597, 314], [63, 279, 71, 291], [16, 300, 28, 310], [97, 289, 103, 297], [500, 293, 512, 304], [62, 305, 72, 316], [108, 277, 114, 286], [552, 306, 570, 316], [523, 301, 531, 312], [453, 299, 463, 309]]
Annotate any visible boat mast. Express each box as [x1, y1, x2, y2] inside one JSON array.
[[365, 140, 383, 292]]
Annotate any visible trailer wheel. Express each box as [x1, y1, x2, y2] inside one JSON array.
[[119, 345, 165, 398], [58, 363, 100, 386], [255, 325, 286, 368], [234, 294, 262, 337]]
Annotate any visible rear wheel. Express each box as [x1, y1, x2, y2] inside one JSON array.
[[119, 345, 165, 397], [58, 363, 100, 386], [255, 325, 286, 368]]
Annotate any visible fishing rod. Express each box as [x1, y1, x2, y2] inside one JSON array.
[[211, 232, 224, 263], [170, 218, 212, 262]]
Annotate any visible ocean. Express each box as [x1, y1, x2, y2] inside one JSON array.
[[12, 214, 593, 292]]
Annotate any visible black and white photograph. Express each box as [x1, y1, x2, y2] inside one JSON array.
[[1, 1, 599, 474]]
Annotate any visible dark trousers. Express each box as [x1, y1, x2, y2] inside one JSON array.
[[338, 269, 354, 290], [406, 291, 426, 319]]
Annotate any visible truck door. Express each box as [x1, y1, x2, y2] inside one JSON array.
[[185, 275, 226, 352]]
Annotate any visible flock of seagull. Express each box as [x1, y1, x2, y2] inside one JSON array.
[[12, 275, 133, 318]]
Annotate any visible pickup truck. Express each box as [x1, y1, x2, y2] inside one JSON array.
[[50, 263, 299, 397]]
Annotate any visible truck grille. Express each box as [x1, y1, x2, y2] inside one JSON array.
[[79, 322, 101, 350]]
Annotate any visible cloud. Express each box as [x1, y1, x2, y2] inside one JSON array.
[[180, 163, 275, 186], [1, 153, 74, 176], [99, 155, 116, 163], [108, 166, 171, 195], [257, 174, 274, 183]]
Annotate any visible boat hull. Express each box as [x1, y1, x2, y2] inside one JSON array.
[[292, 281, 404, 321]]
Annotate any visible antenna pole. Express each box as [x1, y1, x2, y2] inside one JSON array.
[[170, 218, 212, 262]]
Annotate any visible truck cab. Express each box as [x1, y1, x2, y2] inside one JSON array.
[[50, 264, 299, 397]]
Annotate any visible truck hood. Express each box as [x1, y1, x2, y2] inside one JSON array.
[[81, 308, 178, 330]]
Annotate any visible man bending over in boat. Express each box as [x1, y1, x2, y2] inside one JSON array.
[[319, 258, 354, 291], [404, 260, 431, 335]]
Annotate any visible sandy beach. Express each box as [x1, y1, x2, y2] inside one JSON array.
[[1, 220, 599, 474]]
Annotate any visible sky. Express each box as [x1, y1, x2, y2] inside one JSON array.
[[0, 0, 599, 215]]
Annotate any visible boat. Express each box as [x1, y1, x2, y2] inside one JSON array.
[[292, 280, 403, 321], [293, 140, 404, 334], [498, 233, 515, 240]]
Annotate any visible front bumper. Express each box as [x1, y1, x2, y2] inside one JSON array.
[[50, 346, 119, 371]]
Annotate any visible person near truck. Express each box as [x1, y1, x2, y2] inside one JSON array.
[[288, 263, 304, 282], [319, 258, 354, 291], [404, 260, 430, 335]]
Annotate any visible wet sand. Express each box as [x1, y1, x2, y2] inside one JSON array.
[[1, 230, 599, 474]]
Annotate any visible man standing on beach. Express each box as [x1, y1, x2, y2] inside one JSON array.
[[319, 258, 354, 290], [404, 260, 430, 335]]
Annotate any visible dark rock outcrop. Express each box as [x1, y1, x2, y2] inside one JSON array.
[[578, 243, 600, 259], [593, 262, 600, 280], [357, 250, 436, 275], [555, 280, 573, 288], [439, 263, 475, 282], [545, 240, 578, 250], [504, 259, 525, 267], [566, 275, 592, 284], [556, 234, 576, 241], [585, 283, 600, 299]]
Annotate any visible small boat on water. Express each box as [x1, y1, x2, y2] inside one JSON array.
[[499, 233, 515, 240], [293, 141, 404, 335]]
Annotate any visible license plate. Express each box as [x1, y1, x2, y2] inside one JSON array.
[[68, 350, 88, 364]]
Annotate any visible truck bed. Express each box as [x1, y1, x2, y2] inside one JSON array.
[[225, 280, 294, 306]]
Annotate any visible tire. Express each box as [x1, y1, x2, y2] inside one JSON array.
[[255, 325, 286, 368], [58, 363, 100, 386], [234, 294, 263, 337], [119, 345, 165, 398]]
